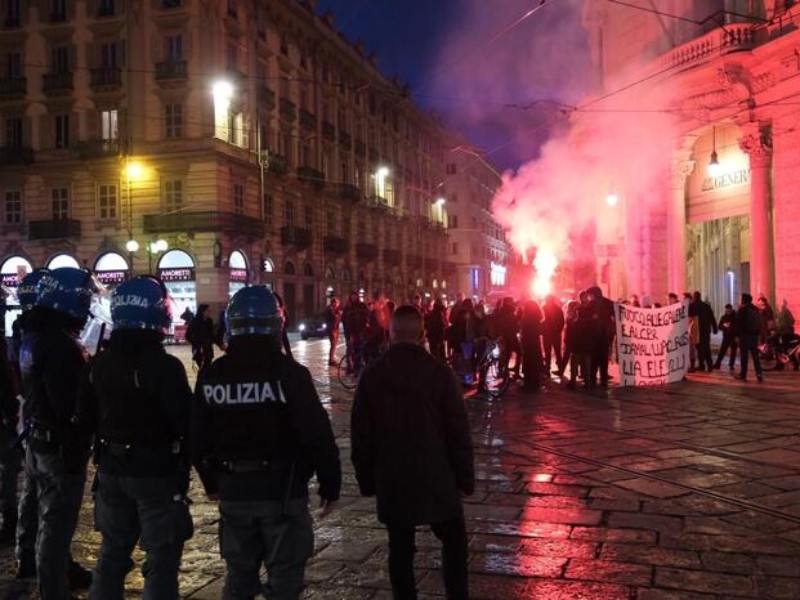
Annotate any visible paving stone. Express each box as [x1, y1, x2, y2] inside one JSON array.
[[654, 567, 755, 596], [520, 537, 599, 559], [470, 552, 566, 578], [607, 512, 684, 532], [614, 479, 691, 499], [636, 589, 719, 599], [519, 506, 603, 526], [600, 544, 702, 569], [565, 558, 653, 586], [571, 527, 657, 545]]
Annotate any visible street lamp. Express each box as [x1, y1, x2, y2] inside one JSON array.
[[147, 239, 168, 274]]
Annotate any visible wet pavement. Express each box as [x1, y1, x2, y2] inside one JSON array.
[[2, 337, 800, 599]]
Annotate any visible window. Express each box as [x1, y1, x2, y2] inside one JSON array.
[[262, 192, 273, 224], [279, 32, 288, 55], [51, 0, 67, 21], [98, 184, 118, 220], [342, 213, 351, 239], [226, 39, 238, 70], [101, 109, 118, 140], [227, 0, 237, 17], [451, 242, 459, 255], [164, 35, 182, 60], [6, 52, 21, 78], [163, 179, 183, 212], [5, 0, 20, 26], [5, 116, 22, 146], [51, 187, 69, 219], [165, 103, 183, 138], [304, 204, 312, 229], [100, 42, 117, 68], [98, 0, 115, 16], [55, 114, 69, 148], [448, 214, 458, 229], [326, 208, 336, 236], [51, 46, 69, 73], [285, 202, 294, 228], [446, 163, 457, 175], [4, 190, 22, 224], [233, 183, 244, 214]]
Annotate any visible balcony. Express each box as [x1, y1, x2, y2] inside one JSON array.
[[339, 183, 362, 203], [323, 235, 349, 255], [654, 23, 759, 73], [384, 249, 402, 266], [74, 139, 119, 159], [160, 0, 182, 7], [258, 85, 275, 109], [297, 165, 325, 189], [90, 67, 122, 90], [280, 226, 312, 249], [367, 195, 390, 210], [42, 72, 73, 95], [155, 59, 187, 82], [262, 151, 288, 176], [279, 98, 296, 122], [299, 109, 316, 130], [407, 254, 422, 268], [29, 218, 81, 240], [0, 145, 33, 165], [339, 130, 352, 148], [322, 120, 335, 141], [356, 242, 379, 262], [0, 77, 26, 99], [143, 211, 265, 238]]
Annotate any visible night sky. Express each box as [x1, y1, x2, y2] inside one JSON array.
[[315, 0, 591, 171]]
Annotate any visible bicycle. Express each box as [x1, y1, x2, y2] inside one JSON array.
[[450, 338, 511, 399], [337, 338, 385, 390], [759, 334, 800, 371]]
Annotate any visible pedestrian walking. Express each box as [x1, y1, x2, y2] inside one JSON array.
[[692, 291, 718, 372], [351, 305, 474, 600], [714, 304, 738, 370], [185, 304, 215, 370], [325, 297, 343, 366], [735, 293, 764, 382], [191, 286, 341, 600], [75, 276, 193, 599], [19, 267, 97, 599]]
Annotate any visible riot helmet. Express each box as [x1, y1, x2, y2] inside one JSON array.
[[17, 268, 50, 312], [226, 285, 283, 338], [35, 267, 96, 321], [110, 276, 172, 335]]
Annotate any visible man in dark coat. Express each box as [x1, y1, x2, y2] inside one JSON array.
[[692, 291, 718, 372], [351, 305, 474, 600], [587, 286, 615, 387], [542, 295, 564, 375]]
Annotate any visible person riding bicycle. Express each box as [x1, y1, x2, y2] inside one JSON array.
[[342, 292, 370, 375], [774, 299, 799, 371]]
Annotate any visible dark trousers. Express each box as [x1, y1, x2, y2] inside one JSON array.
[[90, 472, 193, 600], [520, 336, 542, 388], [543, 332, 562, 372], [715, 335, 737, 368], [386, 516, 468, 600], [0, 427, 21, 531], [696, 335, 713, 370], [590, 339, 611, 386], [739, 334, 763, 379]]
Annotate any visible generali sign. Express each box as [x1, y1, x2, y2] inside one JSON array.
[[701, 168, 750, 192]]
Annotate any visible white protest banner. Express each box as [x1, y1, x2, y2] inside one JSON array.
[[615, 301, 690, 386]]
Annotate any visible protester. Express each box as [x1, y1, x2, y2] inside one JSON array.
[[562, 298, 591, 388], [519, 300, 544, 391], [757, 294, 776, 341], [714, 304, 738, 370], [735, 293, 764, 382], [325, 297, 342, 367], [424, 300, 448, 363], [692, 291, 717, 372], [587, 286, 614, 388], [542, 295, 564, 376], [342, 291, 370, 374], [351, 305, 473, 600], [76, 276, 193, 598], [496, 298, 521, 378], [685, 292, 699, 372], [191, 286, 340, 599], [775, 299, 799, 370]]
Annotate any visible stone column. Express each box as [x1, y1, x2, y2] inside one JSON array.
[[739, 125, 773, 299], [668, 153, 694, 294]]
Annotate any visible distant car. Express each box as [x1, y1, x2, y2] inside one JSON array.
[[299, 313, 328, 340]]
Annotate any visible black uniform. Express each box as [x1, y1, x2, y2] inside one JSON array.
[[76, 329, 193, 599], [191, 336, 340, 599], [19, 307, 91, 600]]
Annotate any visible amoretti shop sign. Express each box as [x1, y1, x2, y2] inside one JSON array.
[[701, 168, 750, 192]]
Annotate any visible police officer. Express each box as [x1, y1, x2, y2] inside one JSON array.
[[75, 276, 193, 599], [18, 267, 96, 599], [191, 285, 341, 600], [0, 302, 21, 542]]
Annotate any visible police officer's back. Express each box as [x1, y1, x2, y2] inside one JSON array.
[[76, 276, 193, 599], [19, 267, 96, 600], [191, 286, 341, 600]]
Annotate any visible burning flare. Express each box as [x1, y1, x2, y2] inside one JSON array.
[[531, 251, 558, 298]]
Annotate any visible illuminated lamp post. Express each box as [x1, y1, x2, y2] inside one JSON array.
[[147, 239, 168, 275], [124, 160, 145, 277]]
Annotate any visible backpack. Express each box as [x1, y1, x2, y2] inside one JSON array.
[[746, 306, 763, 335]]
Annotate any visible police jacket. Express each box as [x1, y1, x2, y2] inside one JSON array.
[[190, 335, 341, 503], [351, 342, 474, 527], [76, 329, 192, 478], [18, 307, 90, 467]]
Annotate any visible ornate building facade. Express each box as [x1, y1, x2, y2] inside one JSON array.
[[583, 0, 798, 314], [0, 0, 456, 331]]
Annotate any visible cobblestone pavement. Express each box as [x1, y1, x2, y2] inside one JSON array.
[[2, 337, 800, 599]]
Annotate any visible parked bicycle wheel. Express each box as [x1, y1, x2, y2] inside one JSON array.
[[481, 355, 510, 398], [337, 353, 358, 390], [758, 343, 779, 371]]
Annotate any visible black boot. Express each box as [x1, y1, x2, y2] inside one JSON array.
[[15, 559, 36, 579], [68, 560, 93, 590]]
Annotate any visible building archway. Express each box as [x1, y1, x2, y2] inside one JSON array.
[[228, 249, 249, 298], [157, 249, 197, 329]]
